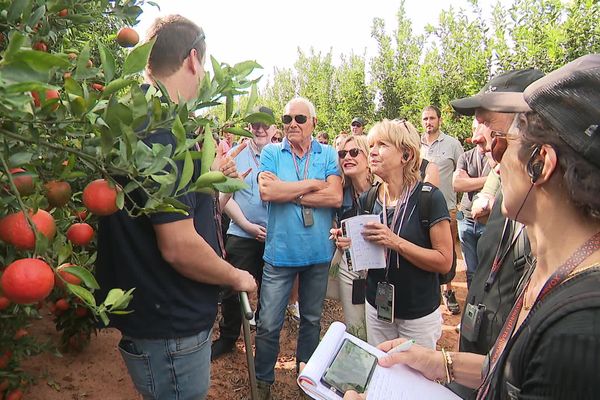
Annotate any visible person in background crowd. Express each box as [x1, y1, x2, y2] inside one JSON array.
[[95, 15, 257, 399], [348, 54, 600, 400], [218, 129, 236, 157], [255, 97, 342, 399], [350, 117, 366, 135], [329, 135, 373, 340], [211, 106, 276, 360], [316, 131, 330, 145], [335, 131, 349, 150], [335, 119, 453, 349], [420, 105, 464, 315], [271, 128, 283, 143], [452, 119, 493, 287]]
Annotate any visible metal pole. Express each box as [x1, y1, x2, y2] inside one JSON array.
[[240, 291, 258, 400]]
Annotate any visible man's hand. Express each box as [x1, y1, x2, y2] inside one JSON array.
[[231, 269, 257, 293], [243, 222, 267, 242]]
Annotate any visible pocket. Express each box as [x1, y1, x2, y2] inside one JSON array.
[[171, 329, 211, 357], [118, 339, 155, 397]]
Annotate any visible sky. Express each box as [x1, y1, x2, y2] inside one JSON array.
[[136, 0, 501, 85]]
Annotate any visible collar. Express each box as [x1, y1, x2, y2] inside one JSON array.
[[421, 131, 447, 146], [281, 137, 323, 155]]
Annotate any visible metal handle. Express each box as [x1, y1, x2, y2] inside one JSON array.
[[240, 291, 254, 320]]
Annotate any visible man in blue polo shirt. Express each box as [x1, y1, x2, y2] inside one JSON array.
[[95, 15, 256, 399], [254, 97, 342, 399], [211, 106, 276, 360]]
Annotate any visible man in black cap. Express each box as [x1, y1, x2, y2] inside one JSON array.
[[350, 117, 366, 135], [447, 69, 543, 398], [212, 106, 277, 359]]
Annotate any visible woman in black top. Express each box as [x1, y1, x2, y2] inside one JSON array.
[[335, 119, 454, 349], [346, 55, 600, 400]]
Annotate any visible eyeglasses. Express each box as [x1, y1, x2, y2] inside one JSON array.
[[490, 115, 521, 163], [351, 122, 363, 128], [183, 32, 206, 61], [271, 136, 282, 143], [250, 122, 269, 132], [338, 148, 361, 159], [282, 114, 308, 125]]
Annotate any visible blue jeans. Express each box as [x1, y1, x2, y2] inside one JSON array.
[[118, 328, 212, 399], [458, 217, 486, 287], [255, 262, 329, 384]]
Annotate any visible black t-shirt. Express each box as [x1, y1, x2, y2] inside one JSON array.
[[95, 129, 220, 339], [362, 182, 449, 319]]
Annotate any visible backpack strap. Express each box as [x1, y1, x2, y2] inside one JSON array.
[[419, 159, 429, 181], [418, 182, 434, 228], [362, 182, 381, 214]]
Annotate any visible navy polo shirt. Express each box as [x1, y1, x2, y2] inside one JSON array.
[[95, 129, 220, 339]]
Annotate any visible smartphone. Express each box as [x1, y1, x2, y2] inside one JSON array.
[[375, 282, 395, 324], [321, 339, 378, 397]]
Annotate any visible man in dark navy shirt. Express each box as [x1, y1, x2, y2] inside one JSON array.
[[95, 15, 256, 400]]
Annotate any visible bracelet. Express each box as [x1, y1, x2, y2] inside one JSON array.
[[441, 348, 455, 384]]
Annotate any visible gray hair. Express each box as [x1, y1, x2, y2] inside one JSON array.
[[285, 97, 317, 118]]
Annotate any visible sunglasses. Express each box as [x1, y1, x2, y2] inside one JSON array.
[[271, 136, 282, 143], [282, 114, 308, 125], [250, 122, 270, 132], [338, 148, 361, 159], [351, 122, 363, 127], [183, 32, 206, 61]]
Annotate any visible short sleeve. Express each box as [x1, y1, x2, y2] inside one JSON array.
[[453, 139, 465, 163], [259, 143, 277, 174], [456, 151, 467, 172], [428, 186, 451, 228], [324, 145, 341, 178], [519, 309, 600, 399]]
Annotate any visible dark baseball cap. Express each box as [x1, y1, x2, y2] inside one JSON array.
[[256, 106, 274, 118], [497, 54, 600, 168], [351, 117, 366, 126], [450, 69, 545, 116]]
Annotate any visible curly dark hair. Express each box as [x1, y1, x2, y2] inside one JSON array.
[[518, 112, 600, 219]]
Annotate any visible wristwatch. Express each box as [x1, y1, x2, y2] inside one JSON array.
[[295, 194, 304, 205]]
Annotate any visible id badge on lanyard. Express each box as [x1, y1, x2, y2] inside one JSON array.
[[292, 147, 314, 227]]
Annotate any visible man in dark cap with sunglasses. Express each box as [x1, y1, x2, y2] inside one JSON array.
[[95, 15, 257, 399], [350, 117, 366, 135], [445, 68, 543, 398], [255, 97, 342, 399]]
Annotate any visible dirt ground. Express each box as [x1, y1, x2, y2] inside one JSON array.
[[22, 261, 467, 400]]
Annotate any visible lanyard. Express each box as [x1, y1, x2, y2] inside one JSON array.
[[291, 144, 311, 181], [248, 141, 260, 169], [478, 231, 600, 399], [382, 183, 414, 278], [484, 220, 525, 291]]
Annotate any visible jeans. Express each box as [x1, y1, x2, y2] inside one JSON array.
[[219, 235, 265, 341], [118, 328, 212, 400], [458, 217, 486, 287], [254, 262, 329, 384]]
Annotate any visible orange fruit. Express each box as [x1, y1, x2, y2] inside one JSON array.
[[8, 168, 34, 196], [1, 258, 54, 304], [54, 263, 82, 289], [44, 180, 72, 207], [82, 179, 119, 216], [66, 223, 94, 246], [116, 27, 139, 47], [0, 209, 56, 250]]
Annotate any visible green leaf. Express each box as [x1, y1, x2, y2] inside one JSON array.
[[103, 288, 125, 307], [97, 41, 116, 83], [116, 190, 125, 210], [27, 5, 46, 28], [200, 130, 216, 175], [67, 284, 97, 307], [64, 77, 83, 97], [102, 78, 136, 98], [151, 172, 176, 185], [8, 152, 34, 167], [225, 94, 233, 120], [176, 150, 193, 193], [243, 111, 275, 125], [224, 126, 253, 138], [122, 38, 155, 77], [3, 31, 26, 62], [245, 83, 258, 114], [211, 56, 224, 83], [74, 44, 94, 80], [212, 176, 250, 193], [7, 0, 30, 22], [63, 266, 100, 290], [11, 50, 71, 71], [57, 243, 72, 266], [232, 60, 262, 79], [172, 115, 186, 155]]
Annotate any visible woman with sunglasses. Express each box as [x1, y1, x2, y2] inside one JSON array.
[[345, 55, 600, 400], [335, 119, 454, 349], [329, 135, 374, 340]]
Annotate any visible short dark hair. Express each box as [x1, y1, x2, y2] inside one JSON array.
[[519, 112, 600, 220], [146, 15, 206, 78], [317, 132, 329, 140], [422, 105, 441, 119]]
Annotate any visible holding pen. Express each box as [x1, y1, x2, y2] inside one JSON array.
[[387, 339, 415, 354]]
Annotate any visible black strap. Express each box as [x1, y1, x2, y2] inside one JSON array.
[[419, 159, 429, 180], [363, 182, 381, 214]]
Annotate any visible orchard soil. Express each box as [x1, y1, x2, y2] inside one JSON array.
[[23, 260, 467, 400]]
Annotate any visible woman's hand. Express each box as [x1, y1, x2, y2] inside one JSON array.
[[376, 338, 445, 382], [242, 222, 267, 242], [361, 222, 400, 250], [330, 228, 351, 250], [343, 390, 366, 400]]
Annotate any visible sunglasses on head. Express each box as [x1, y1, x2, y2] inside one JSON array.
[[183, 32, 206, 61], [271, 136, 282, 143], [351, 122, 363, 128], [338, 148, 361, 159], [282, 114, 308, 125], [250, 122, 270, 132]]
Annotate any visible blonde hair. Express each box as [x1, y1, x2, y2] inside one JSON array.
[[367, 119, 421, 187], [338, 135, 373, 187]]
